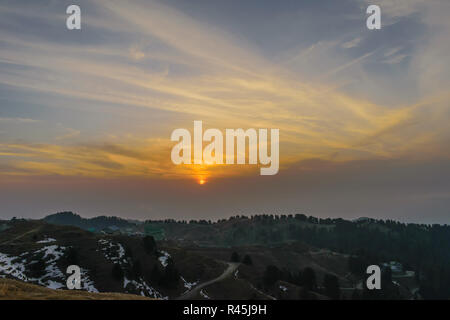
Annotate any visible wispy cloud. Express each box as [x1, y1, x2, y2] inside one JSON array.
[[0, 117, 39, 124], [54, 126, 81, 141], [0, 0, 448, 181], [341, 37, 362, 49]]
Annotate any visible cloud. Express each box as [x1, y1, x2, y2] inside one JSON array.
[[55, 127, 81, 140], [0, 0, 448, 181], [382, 54, 408, 64], [128, 45, 146, 61], [341, 37, 362, 49], [0, 117, 39, 124], [361, 0, 427, 24], [0, 0, 450, 222], [384, 47, 402, 57]]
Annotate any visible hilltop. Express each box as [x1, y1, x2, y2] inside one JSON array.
[[43, 212, 137, 232]]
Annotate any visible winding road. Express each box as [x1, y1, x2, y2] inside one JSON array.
[[177, 262, 240, 300]]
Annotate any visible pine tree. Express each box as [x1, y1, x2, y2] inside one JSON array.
[[142, 236, 157, 255], [242, 254, 253, 265], [323, 274, 340, 299], [112, 264, 124, 281], [230, 251, 240, 262], [302, 267, 317, 291]]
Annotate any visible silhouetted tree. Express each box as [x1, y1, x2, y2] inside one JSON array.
[[348, 255, 367, 276], [382, 266, 392, 283], [130, 259, 142, 279], [125, 246, 133, 258], [112, 264, 124, 281], [160, 258, 179, 289], [230, 251, 240, 263], [323, 274, 340, 299], [29, 258, 46, 278], [142, 236, 157, 255], [263, 265, 280, 287], [151, 265, 161, 283], [242, 255, 253, 265], [65, 247, 78, 265], [302, 267, 317, 291]]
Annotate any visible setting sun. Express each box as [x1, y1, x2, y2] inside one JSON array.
[[198, 178, 206, 185]]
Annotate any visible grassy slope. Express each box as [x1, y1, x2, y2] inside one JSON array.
[[0, 220, 227, 298], [0, 278, 152, 300]]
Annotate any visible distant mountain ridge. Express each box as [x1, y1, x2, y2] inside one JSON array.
[[43, 211, 137, 231]]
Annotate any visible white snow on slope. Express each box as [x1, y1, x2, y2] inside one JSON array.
[[37, 245, 65, 261], [158, 251, 170, 268], [181, 276, 198, 292], [123, 276, 167, 299], [1, 244, 98, 293], [81, 268, 99, 292], [36, 238, 56, 244], [0, 245, 67, 288], [46, 280, 65, 290], [29, 245, 66, 288], [0, 253, 28, 281], [98, 239, 127, 264], [200, 289, 211, 299], [99, 239, 163, 297]]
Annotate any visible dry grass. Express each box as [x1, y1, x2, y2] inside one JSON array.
[[0, 278, 154, 300]]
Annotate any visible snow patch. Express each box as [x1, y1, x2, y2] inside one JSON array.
[[80, 268, 98, 293], [98, 239, 127, 264], [36, 238, 56, 244], [158, 251, 170, 268], [37, 245, 65, 261], [123, 276, 167, 299], [1, 245, 98, 293], [181, 276, 198, 292], [29, 245, 67, 288], [0, 252, 28, 281], [46, 280, 65, 290], [200, 289, 210, 299]]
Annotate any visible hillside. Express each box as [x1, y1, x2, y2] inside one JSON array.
[[43, 212, 137, 232], [1, 214, 431, 299], [141, 214, 450, 299], [0, 219, 225, 299], [0, 278, 152, 300]]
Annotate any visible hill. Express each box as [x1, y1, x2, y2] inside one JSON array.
[[0, 219, 224, 299], [3, 214, 438, 299], [0, 278, 152, 300], [43, 212, 137, 232], [0, 219, 363, 300]]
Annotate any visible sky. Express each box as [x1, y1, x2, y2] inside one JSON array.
[[0, 0, 450, 223]]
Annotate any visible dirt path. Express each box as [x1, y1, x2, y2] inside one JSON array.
[[0, 227, 42, 246], [248, 283, 276, 300], [177, 262, 240, 300]]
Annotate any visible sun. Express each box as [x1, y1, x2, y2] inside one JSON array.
[[198, 178, 206, 185]]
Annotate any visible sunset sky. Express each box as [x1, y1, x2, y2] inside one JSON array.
[[1, 0, 450, 223]]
